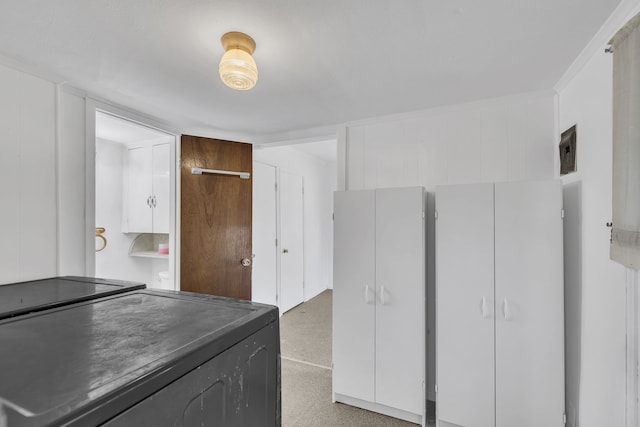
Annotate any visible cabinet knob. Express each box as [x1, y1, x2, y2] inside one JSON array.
[[241, 258, 252, 267], [379, 286, 386, 305], [480, 296, 489, 319], [282, 248, 289, 254], [502, 298, 511, 321]]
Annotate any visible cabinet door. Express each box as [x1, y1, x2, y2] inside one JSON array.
[[375, 187, 424, 415], [124, 147, 152, 233], [436, 183, 495, 427], [494, 180, 564, 427], [152, 143, 170, 233], [279, 171, 305, 313], [333, 190, 375, 402]]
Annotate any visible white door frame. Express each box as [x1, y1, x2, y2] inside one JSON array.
[[626, 268, 639, 427], [85, 98, 179, 288]]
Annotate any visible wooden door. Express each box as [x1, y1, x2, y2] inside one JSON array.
[[180, 135, 252, 300], [494, 180, 564, 427], [333, 190, 376, 402], [374, 187, 424, 417], [279, 171, 304, 313], [436, 183, 495, 427], [252, 161, 278, 306]]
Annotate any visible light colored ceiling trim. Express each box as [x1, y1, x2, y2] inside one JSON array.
[[0, 51, 65, 84], [555, 0, 640, 92]]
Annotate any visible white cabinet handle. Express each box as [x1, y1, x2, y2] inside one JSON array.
[[502, 298, 510, 320], [364, 285, 372, 304], [480, 296, 488, 319], [379, 286, 386, 305]]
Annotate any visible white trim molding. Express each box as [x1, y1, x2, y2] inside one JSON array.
[[626, 268, 639, 427]]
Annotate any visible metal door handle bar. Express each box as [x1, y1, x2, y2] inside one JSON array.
[[191, 167, 250, 179]]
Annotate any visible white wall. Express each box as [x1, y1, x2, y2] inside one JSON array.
[[0, 63, 57, 284], [254, 145, 336, 300], [345, 91, 555, 191], [58, 88, 88, 276], [557, 26, 629, 427]]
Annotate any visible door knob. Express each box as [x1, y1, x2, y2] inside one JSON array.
[[241, 258, 251, 267]]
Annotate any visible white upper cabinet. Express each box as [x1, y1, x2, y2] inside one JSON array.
[[151, 143, 170, 233], [123, 143, 170, 234]]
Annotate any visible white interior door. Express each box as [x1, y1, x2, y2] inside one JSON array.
[[374, 187, 425, 416], [436, 183, 495, 427], [333, 190, 376, 402], [279, 170, 304, 313], [494, 180, 564, 427], [252, 161, 278, 306]]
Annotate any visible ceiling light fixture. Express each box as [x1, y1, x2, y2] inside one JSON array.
[[219, 31, 258, 91]]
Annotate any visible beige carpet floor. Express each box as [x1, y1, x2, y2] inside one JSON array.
[[280, 290, 421, 427]]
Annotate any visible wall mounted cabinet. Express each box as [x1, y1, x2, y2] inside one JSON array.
[[333, 187, 425, 425], [122, 143, 170, 234], [435, 180, 564, 427]]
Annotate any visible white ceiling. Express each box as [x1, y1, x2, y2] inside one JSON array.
[[0, 0, 622, 143]]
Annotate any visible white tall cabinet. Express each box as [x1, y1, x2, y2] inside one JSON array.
[[123, 143, 170, 234], [435, 180, 565, 427], [333, 187, 425, 425]]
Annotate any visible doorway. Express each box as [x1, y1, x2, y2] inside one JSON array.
[[251, 140, 336, 314], [93, 110, 177, 290], [252, 164, 305, 314]]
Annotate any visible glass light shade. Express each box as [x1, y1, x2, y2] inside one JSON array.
[[219, 48, 258, 91]]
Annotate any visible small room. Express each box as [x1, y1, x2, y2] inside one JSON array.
[[0, 1, 639, 427]]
